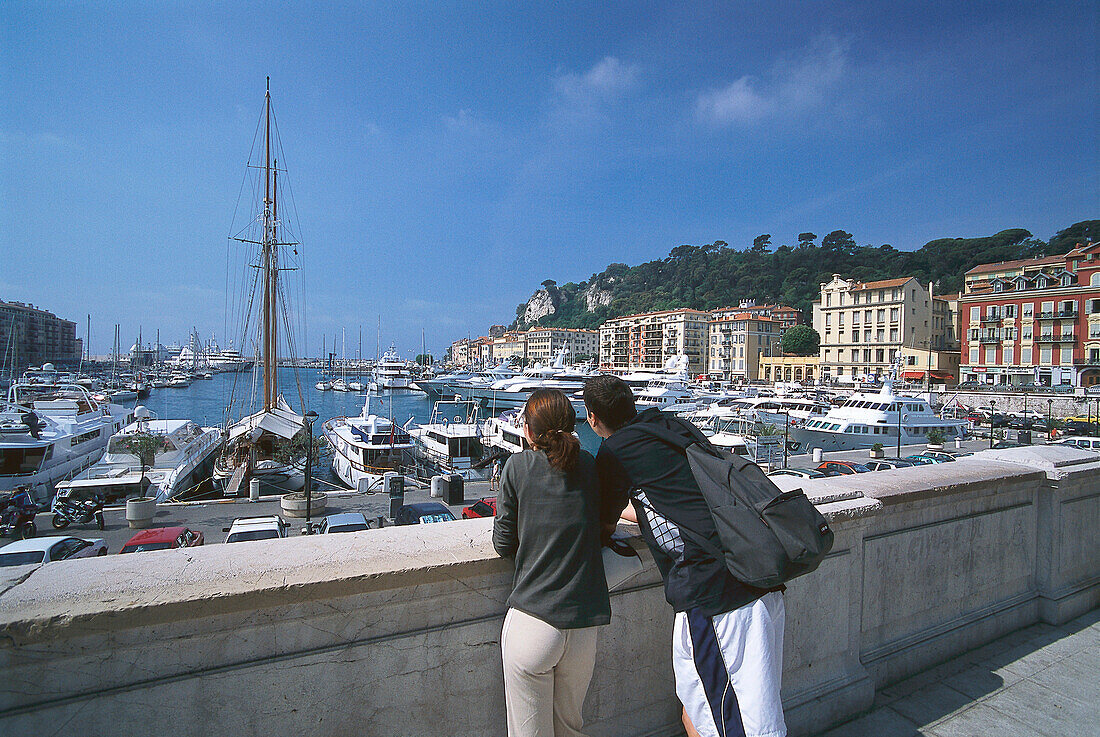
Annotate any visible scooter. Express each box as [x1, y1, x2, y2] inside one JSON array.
[[0, 487, 37, 539], [51, 491, 105, 530]]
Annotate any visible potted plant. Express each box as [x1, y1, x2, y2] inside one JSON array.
[[926, 429, 946, 450], [120, 431, 168, 528], [870, 442, 885, 458]]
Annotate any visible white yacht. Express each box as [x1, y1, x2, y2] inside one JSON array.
[[409, 401, 489, 481], [53, 409, 223, 503], [463, 350, 600, 412], [323, 396, 414, 491], [788, 381, 969, 453], [0, 383, 133, 504], [634, 377, 701, 412], [481, 410, 532, 456], [372, 346, 413, 391]]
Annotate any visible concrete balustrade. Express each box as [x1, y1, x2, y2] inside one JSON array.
[[1, 446, 1097, 736]]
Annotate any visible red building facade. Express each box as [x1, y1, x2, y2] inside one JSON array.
[[958, 244, 1100, 388]]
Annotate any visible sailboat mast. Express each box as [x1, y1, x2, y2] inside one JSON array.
[[271, 159, 280, 402], [261, 77, 274, 411]]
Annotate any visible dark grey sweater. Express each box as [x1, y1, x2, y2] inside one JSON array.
[[493, 448, 610, 629]]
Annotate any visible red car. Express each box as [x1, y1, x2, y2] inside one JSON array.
[[120, 526, 204, 554], [462, 498, 497, 519]]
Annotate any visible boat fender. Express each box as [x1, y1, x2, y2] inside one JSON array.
[[455, 415, 462, 423]]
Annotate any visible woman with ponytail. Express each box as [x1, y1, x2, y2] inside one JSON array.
[[493, 388, 610, 737]]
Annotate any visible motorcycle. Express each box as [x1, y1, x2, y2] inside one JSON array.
[[51, 488, 105, 530], [0, 487, 38, 539]]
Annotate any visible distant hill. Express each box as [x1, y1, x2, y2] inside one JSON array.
[[511, 220, 1099, 330]]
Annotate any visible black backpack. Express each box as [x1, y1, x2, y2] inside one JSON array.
[[628, 420, 834, 589]]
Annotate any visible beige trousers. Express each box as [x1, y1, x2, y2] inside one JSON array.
[[501, 607, 599, 737]]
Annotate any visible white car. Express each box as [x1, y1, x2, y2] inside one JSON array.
[[224, 516, 289, 544], [0, 536, 108, 567], [1054, 437, 1100, 452], [318, 513, 371, 534]]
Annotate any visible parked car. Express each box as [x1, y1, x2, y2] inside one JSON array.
[[461, 498, 497, 519], [863, 459, 918, 471], [1060, 420, 1097, 436], [318, 513, 372, 534], [918, 451, 959, 462], [394, 502, 458, 526], [1006, 416, 1034, 430], [224, 516, 288, 543], [120, 526, 204, 553], [902, 455, 936, 465], [988, 414, 1009, 428], [956, 381, 983, 390], [991, 440, 1025, 449], [766, 469, 827, 479], [0, 536, 108, 567], [1053, 437, 1100, 452], [815, 461, 871, 475]]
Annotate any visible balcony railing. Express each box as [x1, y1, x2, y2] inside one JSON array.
[[979, 335, 1000, 343], [1057, 309, 1078, 318], [1036, 333, 1077, 343], [980, 314, 1002, 323]]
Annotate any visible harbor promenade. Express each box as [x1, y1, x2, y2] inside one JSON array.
[[1, 443, 1097, 736]]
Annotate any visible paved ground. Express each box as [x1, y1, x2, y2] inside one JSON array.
[[18, 478, 498, 551], [816, 609, 1100, 737]]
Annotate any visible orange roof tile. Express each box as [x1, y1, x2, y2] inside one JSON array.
[[965, 255, 1065, 275], [851, 277, 915, 290]]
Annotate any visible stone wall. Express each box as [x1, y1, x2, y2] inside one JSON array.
[[1, 447, 1097, 736]]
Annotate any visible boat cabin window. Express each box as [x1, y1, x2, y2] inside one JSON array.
[[71, 429, 102, 447], [448, 437, 482, 458], [503, 431, 528, 449], [1, 447, 48, 475]]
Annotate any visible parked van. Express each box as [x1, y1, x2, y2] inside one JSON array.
[[1054, 437, 1100, 452]]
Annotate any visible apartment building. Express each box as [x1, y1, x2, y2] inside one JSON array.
[[711, 301, 802, 333], [707, 313, 781, 381], [758, 355, 819, 384], [813, 276, 959, 383], [490, 332, 527, 364], [524, 327, 599, 363], [449, 338, 472, 366], [0, 300, 82, 370], [958, 244, 1100, 388], [599, 309, 709, 375]]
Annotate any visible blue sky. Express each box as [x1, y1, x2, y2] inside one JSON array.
[[2, 1, 1097, 358]]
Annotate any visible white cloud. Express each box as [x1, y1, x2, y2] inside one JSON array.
[[553, 56, 640, 102], [696, 36, 849, 126]]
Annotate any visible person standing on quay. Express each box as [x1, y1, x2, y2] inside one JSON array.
[[585, 375, 787, 737], [493, 388, 610, 737]]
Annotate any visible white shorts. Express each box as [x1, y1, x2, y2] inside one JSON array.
[[672, 591, 786, 737]]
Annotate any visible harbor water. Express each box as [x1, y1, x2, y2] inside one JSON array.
[[121, 367, 603, 487]]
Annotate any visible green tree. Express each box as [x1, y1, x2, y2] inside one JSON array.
[[120, 432, 168, 498], [798, 232, 817, 246], [751, 234, 772, 253], [780, 326, 820, 356], [415, 354, 434, 365]]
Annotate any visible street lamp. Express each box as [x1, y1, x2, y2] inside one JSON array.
[[783, 408, 790, 469], [303, 410, 318, 534], [989, 400, 996, 449], [1047, 399, 1054, 442]]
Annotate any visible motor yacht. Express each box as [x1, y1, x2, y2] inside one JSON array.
[[788, 378, 969, 453], [0, 383, 133, 504], [373, 346, 413, 391], [53, 408, 223, 503], [408, 401, 489, 481], [323, 395, 414, 491]]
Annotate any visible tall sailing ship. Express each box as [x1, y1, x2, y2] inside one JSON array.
[[213, 79, 310, 496]]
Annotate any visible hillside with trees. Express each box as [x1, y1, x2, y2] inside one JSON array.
[[511, 220, 1098, 331]]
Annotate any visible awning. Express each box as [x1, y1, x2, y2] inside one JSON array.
[[227, 396, 304, 442], [900, 370, 954, 380]]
